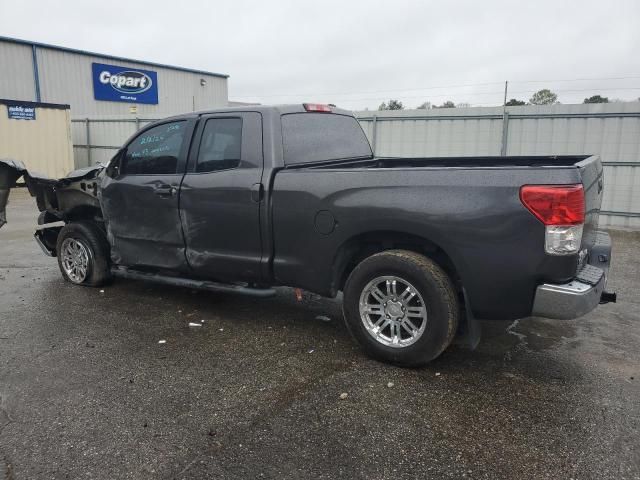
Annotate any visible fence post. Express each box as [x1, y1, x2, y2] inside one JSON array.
[[135, 117, 140, 131], [500, 111, 509, 156], [371, 114, 378, 155], [85, 118, 92, 166]]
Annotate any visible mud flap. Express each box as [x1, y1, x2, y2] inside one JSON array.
[[453, 287, 482, 349]]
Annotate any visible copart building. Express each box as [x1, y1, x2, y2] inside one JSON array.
[[0, 36, 229, 172]]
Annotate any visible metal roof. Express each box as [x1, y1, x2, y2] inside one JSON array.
[[0, 35, 229, 79]]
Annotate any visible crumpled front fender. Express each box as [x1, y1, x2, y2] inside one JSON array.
[[0, 158, 103, 229]]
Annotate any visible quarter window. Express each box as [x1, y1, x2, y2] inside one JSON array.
[[123, 121, 186, 175], [196, 118, 243, 173]]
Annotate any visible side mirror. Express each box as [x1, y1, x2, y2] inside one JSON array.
[[106, 149, 125, 178]]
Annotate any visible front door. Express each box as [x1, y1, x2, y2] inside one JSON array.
[[179, 112, 264, 282], [100, 118, 195, 271]]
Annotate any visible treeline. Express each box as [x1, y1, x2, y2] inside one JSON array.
[[377, 89, 629, 111]]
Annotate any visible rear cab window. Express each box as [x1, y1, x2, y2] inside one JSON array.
[[281, 113, 372, 165]]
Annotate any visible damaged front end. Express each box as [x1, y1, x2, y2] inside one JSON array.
[[0, 158, 104, 256]]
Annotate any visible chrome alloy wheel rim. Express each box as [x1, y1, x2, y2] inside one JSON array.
[[61, 238, 90, 283], [359, 275, 428, 348]]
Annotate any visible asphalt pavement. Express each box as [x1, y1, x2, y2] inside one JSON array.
[[1, 188, 638, 479]]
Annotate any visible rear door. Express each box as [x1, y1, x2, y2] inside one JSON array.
[[101, 118, 195, 271], [179, 112, 264, 282]]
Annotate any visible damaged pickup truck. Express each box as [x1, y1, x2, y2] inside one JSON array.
[[0, 104, 616, 366]]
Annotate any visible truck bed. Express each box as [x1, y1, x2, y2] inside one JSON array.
[[271, 154, 603, 320]]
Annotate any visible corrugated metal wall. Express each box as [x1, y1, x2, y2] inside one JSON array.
[[0, 37, 229, 118], [355, 103, 640, 229], [0, 104, 74, 178], [0, 41, 37, 100], [36, 47, 228, 117]]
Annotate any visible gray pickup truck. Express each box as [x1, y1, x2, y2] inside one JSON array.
[[0, 103, 615, 366]]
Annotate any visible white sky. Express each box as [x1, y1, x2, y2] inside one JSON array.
[[1, 0, 639, 110]]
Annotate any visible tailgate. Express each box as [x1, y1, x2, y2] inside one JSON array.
[[577, 155, 604, 252]]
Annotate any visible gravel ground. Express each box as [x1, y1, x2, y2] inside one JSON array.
[[1, 188, 639, 479]]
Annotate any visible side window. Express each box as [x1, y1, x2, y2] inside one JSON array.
[[122, 121, 186, 175], [196, 118, 243, 173]]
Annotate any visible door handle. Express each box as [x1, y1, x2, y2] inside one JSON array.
[[154, 185, 177, 197], [251, 183, 264, 202]]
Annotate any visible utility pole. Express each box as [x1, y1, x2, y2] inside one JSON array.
[[503, 81, 508, 107], [500, 81, 509, 156]]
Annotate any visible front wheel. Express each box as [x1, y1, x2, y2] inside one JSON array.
[[56, 222, 111, 287], [343, 250, 459, 367]]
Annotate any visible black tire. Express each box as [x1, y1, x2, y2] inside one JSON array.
[[343, 250, 459, 367], [56, 222, 111, 287]]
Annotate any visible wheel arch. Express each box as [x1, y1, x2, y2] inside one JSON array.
[[331, 230, 463, 295]]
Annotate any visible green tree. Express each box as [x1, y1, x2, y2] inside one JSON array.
[[416, 101, 431, 110], [529, 89, 558, 105], [378, 99, 404, 110], [506, 98, 526, 106], [434, 100, 456, 109], [583, 95, 609, 104]]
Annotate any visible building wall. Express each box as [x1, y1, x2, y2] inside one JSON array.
[[0, 37, 229, 118], [36, 47, 228, 117], [0, 102, 74, 178], [0, 41, 37, 100]]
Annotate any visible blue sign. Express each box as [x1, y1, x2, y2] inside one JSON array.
[[92, 62, 158, 104], [7, 103, 36, 120]]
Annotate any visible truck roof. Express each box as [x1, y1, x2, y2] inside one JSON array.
[[160, 104, 354, 122]]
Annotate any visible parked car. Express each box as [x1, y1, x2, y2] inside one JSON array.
[[0, 104, 615, 366]]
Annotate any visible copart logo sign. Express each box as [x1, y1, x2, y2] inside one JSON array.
[[92, 62, 158, 104]]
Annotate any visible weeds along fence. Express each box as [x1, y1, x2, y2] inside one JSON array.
[[72, 102, 640, 229]]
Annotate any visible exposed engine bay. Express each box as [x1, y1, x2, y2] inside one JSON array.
[[0, 158, 104, 253]]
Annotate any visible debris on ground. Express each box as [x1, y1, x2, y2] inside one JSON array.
[[158, 340, 166, 344], [315, 315, 332, 322], [307, 349, 315, 354], [99, 289, 104, 293], [339, 392, 348, 400], [387, 382, 394, 388], [188, 322, 202, 327], [435, 372, 441, 376], [294, 288, 303, 301]]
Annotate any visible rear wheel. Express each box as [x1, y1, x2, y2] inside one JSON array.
[[343, 250, 459, 367], [56, 222, 111, 287]]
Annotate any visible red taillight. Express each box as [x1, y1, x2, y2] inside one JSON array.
[[303, 103, 332, 112], [520, 184, 585, 225]]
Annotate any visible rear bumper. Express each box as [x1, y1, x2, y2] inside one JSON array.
[[531, 231, 612, 320]]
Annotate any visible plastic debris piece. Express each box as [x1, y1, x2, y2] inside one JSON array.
[[435, 372, 441, 376], [158, 340, 167, 344], [99, 289, 104, 293], [189, 322, 202, 327], [315, 315, 331, 322], [219, 328, 224, 332], [307, 349, 315, 354], [339, 392, 348, 400], [387, 382, 394, 388]]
